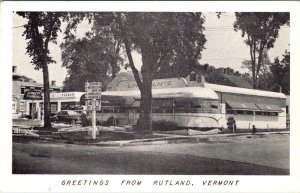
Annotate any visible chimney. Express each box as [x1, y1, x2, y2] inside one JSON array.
[[199, 74, 206, 87], [279, 86, 282, 93], [12, 66, 17, 73], [51, 80, 56, 86], [200, 74, 206, 83]]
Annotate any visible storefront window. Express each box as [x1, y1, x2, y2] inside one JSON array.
[[12, 102, 16, 112], [50, 102, 58, 113], [270, 112, 279, 116], [19, 101, 26, 112]]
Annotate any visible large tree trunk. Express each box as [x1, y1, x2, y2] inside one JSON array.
[[42, 64, 52, 128], [136, 73, 152, 134], [135, 46, 155, 134], [252, 75, 258, 89]]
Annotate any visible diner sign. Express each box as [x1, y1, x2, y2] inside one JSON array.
[[23, 90, 43, 100], [113, 78, 187, 91]]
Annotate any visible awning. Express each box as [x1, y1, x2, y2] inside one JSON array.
[[226, 101, 260, 110], [255, 103, 283, 112]]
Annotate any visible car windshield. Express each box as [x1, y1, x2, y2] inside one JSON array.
[[67, 111, 80, 115]]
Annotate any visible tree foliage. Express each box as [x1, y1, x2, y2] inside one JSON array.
[[234, 12, 289, 88], [269, 51, 290, 95], [60, 34, 123, 92], [92, 12, 206, 133], [17, 12, 63, 69], [17, 12, 66, 128], [242, 49, 272, 89], [242, 51, 290, 94]]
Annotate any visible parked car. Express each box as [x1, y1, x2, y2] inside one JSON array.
[[51, 110, 82, 125]]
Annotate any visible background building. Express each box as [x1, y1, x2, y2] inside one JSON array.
[[12, 66, 62, 119]]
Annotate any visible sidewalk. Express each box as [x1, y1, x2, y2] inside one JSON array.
[[93, 130, 290, 147], [12, 122, 289, 147], [13, 118, 43, 127]]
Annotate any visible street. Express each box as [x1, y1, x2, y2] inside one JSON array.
[[13, 133, 289, 175]]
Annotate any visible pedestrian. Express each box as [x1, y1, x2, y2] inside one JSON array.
[[252, 125, 257, 134], [233, 121, 237, 133]]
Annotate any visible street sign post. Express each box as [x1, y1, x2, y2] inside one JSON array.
[[92, 99, 96, 139], [85, 82, 102, 139]]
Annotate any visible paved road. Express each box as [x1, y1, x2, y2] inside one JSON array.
[[125, 133, 290, 169], [13, 134, 289, 175]]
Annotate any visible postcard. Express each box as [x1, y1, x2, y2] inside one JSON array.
[[1, 1, 300, 193]]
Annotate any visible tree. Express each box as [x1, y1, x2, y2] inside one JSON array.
[[234, 12, 289, 88], [242, 49, 272, 89], [60, 35, 123, 92], [269, 51, 290, 94], [93, 13, 206, 133], [17, 12, 66, 128], [234, 71, 241, 76]]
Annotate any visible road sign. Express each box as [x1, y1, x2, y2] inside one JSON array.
[[85, 82, 102, 100], [86, 99, 101, 111]]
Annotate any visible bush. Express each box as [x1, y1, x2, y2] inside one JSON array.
[[80, 113, 90, 127], [104, 116, 119, 126]]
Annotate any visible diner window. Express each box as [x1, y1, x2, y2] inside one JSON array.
[[152, 98, 173, 113], [237, 110, 244, 114], [175, 99, 190, 113], [211, 105, 218, 109], [246, 111, 254, 115], [101, 107, 113, 113], [209, 100, 221, 113], [116, 107, 126, 113], [259, 112, 269, 116], [226, 110, 234, 114], [270, 112, 279, 116]]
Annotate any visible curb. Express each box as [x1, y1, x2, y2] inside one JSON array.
[[14, 130, 289, 147], [90, 131, 290, 147], [92, 137, 211, 147]]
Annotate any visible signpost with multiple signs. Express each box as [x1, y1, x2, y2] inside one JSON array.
[[85, 82, 102, 139], [85, 82, 102, 100]]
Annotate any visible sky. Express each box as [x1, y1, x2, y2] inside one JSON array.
[[12, 12, 290, 86]]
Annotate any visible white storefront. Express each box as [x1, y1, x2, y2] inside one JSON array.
[[24, 92, 85, 119]]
